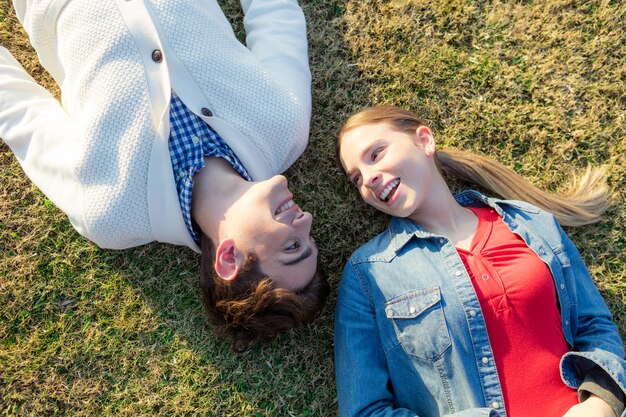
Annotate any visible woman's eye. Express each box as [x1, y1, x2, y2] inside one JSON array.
[[285, 241, 300, 251], [371, 147, 383, 161], [352, 174, 361, 186]]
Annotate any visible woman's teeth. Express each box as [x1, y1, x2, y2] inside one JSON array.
[[379, 179, 400, 202], [275, 199, 294, 215]]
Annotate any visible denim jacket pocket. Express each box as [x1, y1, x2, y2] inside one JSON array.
[[385, 287, 451, 361]]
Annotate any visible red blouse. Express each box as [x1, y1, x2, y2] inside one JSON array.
[[456, 207, 578, 416]]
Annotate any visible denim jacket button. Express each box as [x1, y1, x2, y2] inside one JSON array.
[[482, 357, 489, 364], [560, 283, 565, 290], [409, 306, 416, 314], [492, 402, 500, 409], [565, 320, 570, 326], [455, 270, 462, 276], [469, 310, 476, 317]]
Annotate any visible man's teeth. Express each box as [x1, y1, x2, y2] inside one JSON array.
[[379, 179, 400, 202], [276, 200, 294, 215]]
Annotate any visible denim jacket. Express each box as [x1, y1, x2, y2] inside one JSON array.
[[334, 191, 626, 417]]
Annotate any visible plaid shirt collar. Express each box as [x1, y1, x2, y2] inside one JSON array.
[[168, 94, 251, 244]]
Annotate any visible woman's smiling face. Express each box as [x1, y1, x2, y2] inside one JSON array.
[[338, 122, 439, 219]]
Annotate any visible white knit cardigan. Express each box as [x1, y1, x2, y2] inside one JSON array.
[[0, 0, 311, 252]]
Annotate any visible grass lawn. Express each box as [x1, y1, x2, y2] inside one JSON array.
[[1, 0, 625, 415]]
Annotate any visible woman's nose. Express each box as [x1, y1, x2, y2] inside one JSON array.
[[365, 171, 380, 188]]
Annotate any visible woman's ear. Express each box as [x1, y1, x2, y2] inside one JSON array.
[[214, 239, 243, 281], [415, 125, 436, 157]]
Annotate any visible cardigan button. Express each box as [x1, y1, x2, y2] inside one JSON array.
[[152, 49, 163, 63], [201, 107, 213, 117]]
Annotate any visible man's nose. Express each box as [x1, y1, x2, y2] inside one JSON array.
[[294, 211, 313, 230], [270, 174, 288, 188]]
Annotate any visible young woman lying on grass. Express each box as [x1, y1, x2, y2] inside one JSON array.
[[334, 105, 626, 417]]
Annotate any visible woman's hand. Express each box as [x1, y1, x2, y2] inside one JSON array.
[[563, 394, 616, 417]]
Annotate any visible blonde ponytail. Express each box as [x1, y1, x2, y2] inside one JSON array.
[[436, 148, 612, 226], [338, 105, 613, 227]]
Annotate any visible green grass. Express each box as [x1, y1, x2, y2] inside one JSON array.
[[1, 0, 625, 415]]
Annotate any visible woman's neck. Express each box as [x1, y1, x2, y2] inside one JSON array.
[[408, 183, 478, 248]]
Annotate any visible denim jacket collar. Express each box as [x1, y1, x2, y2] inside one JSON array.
[[388, 190, 539, 254]]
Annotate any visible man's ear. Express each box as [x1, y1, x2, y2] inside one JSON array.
[[415, 125, 436, 157], [214, 239, 243, 281]]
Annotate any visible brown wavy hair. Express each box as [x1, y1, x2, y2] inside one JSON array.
[[199, 232, 330, 353], [337, 105, 613, 226]]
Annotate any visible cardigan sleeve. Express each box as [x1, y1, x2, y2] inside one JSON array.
[[0, 47, 86, 231], [240, 0, 311, 115]]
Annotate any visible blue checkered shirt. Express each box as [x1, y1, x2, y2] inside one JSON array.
[[168, 94, 251, 243]]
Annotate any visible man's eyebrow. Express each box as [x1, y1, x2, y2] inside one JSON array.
[[282, 245, 313, 266]]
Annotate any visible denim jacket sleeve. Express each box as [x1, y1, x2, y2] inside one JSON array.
[[334, 261, 502, 417], [553, 222, 626, 416]]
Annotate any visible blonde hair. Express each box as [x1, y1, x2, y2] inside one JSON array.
[[337, 106, 612, 227]]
